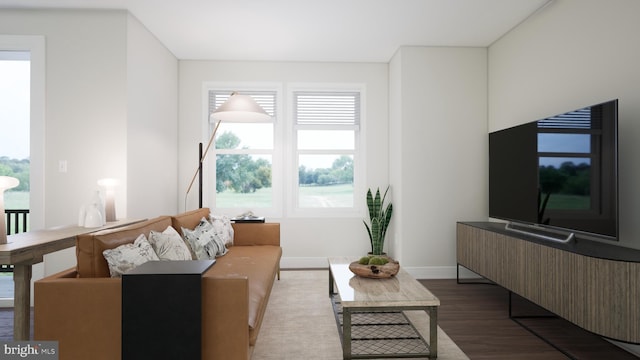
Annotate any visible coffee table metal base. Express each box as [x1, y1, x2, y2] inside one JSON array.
[[330, 295, 436, 359]]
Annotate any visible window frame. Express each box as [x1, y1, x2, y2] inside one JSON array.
[[286, 83, 366, 218], [202, 82, 283, 218], [0, 36, 45, 232]]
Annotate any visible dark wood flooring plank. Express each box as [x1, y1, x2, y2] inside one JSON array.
[[420, 279, 638, 360]]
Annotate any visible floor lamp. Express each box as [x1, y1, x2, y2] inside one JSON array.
[[185, 92, 271, 209], [0, 176, 19, 244]]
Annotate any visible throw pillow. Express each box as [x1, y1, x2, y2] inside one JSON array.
[[148, 225, 193, 261], [102, 234, 159, 278], [209, 214, 234, 247], [182, 218, 228, 260]]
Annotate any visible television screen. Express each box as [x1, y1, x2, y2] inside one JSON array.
[[489, 100, 618, 241]]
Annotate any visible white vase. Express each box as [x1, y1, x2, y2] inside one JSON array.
[[84, 204, 103, 228]]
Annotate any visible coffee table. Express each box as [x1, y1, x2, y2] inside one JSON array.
[[328, 257, 440, 359]]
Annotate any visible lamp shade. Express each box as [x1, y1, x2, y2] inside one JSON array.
[[97, 178, 119, 188], [211, 92, 271, 123], [0, 176, 19, 190]]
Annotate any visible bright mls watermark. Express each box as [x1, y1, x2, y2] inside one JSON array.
[[1, 341, 58, 359]]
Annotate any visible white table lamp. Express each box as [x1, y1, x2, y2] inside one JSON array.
[[0, 176, 20, 244], [98, 178, 119, 222]]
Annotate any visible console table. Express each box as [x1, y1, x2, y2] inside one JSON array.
[[457, 221, 640, 344], [0, 219, 144, 340]]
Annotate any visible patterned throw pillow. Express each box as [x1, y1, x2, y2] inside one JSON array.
[[148, 226, 193, 261], [182, 218, 228, 260], [102, 234, 160, 278], [209, 214, 234, 247]]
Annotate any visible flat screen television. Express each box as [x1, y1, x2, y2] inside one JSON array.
[[489, 99, 618, 241]]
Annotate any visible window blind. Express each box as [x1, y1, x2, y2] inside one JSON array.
[[294, 91, 360, 126], [208, 90, 277, 119], [538, 108, 595, 130]]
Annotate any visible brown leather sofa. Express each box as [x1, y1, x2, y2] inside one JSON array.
[[34, 208, 281, 360]]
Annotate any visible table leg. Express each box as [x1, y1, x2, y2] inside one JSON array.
[[329, 269, 335, 296], [428, 306, 438, 359], [343, 307, 351, 360], [13, 263, 32, 340]]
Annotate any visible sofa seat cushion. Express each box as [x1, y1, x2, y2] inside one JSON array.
[[204, 244, 281, 345]]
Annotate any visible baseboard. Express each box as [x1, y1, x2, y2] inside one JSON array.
[[398, 266, 448, 279], [280, 257, 330, 269]]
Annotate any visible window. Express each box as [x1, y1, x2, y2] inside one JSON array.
[[207, 89, 279, 213], [0, 51, 30, 219], [205, 84, 363, 217], [293, 90, 362, 214]]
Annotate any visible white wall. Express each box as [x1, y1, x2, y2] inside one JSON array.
[[126, 14, 179, 220], [178, 61, 388, 267], [489, 0, 640, 250], [389, 47, 488, 278]]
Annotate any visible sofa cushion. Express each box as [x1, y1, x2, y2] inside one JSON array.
[[102, 234, 159, 277], [76, 216, 172, 278], [209, 214, 234, 247], [205, 244, 282, 345], [182, 218, 228, 259], [148, 225, 192, 261]]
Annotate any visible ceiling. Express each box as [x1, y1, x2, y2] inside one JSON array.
[[0, 0, 553, 62]]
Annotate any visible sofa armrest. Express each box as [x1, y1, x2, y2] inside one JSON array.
[[34, 271, 122, 360], [232, 222, 280, 246], [202, 275, 250, 360]]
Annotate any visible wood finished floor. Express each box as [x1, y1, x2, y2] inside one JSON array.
[[420, 279, 639, 359]]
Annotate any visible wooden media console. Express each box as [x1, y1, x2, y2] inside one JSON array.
[[457, 221, 640, 344]]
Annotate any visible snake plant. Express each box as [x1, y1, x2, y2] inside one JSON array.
[[363, 186, 393, 256]]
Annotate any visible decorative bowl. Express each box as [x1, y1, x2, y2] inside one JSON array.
[[348, 256, 400, 279]]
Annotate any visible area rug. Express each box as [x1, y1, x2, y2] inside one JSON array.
[[252, 270, 469, 360]]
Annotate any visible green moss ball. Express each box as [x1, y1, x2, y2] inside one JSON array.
[[358, 256, 373, 265], [368, 256, 389, 265]]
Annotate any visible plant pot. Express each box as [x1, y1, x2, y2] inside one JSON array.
[[349, 256, 400, 279]]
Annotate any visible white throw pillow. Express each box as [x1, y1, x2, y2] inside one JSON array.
[[182, 218, 228, 260], [209, 214, 234, 247], [102, 234, 159, 278], [148, 226, 193, 261]]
